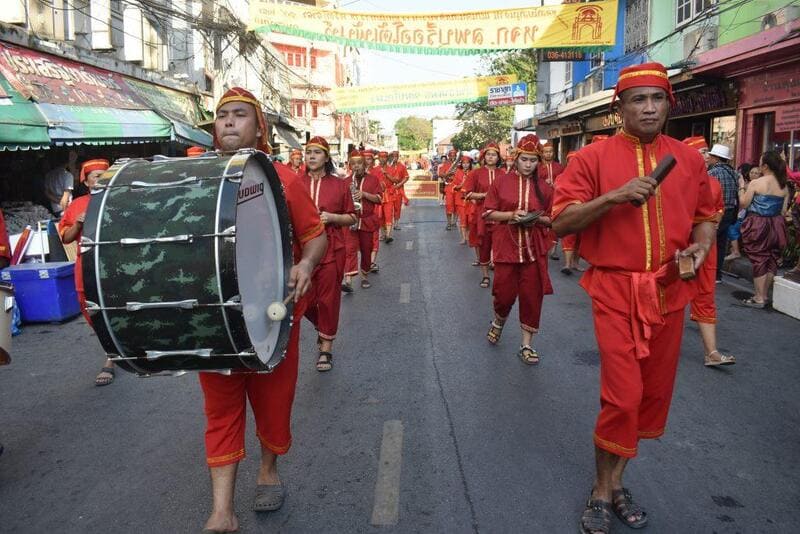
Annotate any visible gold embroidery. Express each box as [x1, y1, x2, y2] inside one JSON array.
[[651, 151, 666, 268], [633, 140, 653, 272], [637, 428, 665, 438], [594, 433, 637, 455], [618, 70, 668, 81]]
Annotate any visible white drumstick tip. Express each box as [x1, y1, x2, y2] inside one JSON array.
[[267, 302, 287, 321]]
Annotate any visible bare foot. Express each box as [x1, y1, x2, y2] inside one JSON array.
[[204, 511, 238, 532], [257, 456, 281, 485]]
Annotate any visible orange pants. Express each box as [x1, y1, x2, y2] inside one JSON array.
[[690, 245, 717, 324], [592, 300, 685, 458], [198, 319, 301, 466], [381, 201, 395, 226], [445, 191, 456, 215], [456, 204, 467, 228], [562, 233, 580, 253], [492, 262, 544, 332]]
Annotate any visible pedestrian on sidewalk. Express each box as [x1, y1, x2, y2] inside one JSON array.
[[552, 62, 718, 534], [484, 134, 554, 365], [725, 164, 761, 261], [738, 150, 790, 308]]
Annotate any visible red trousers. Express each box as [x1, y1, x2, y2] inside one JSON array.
[[305, 257, 344, 340], [467, 208, 480, 246], [394, 194, 405, 221], [456, 204, 467, 228], [690, 245, 717, 324], [344, 228, 359, 277], [445, 191, 456, 215], [359, 230, 374, 274], [592, 301, 684, 458], [478, 225, 494, 265], [492, 261, 544, 332], [562, 233, 580, 253], [198, 320, 301, 466], [381, 201, 395, 226]]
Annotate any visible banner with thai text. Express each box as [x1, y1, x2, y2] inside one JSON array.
[[332, 75, 518, 112], [249, 1, 618, 55]]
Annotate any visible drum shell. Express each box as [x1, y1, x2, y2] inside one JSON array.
[[0, 282, 12, 365]]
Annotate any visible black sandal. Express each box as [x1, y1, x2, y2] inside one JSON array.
[[95, 366, 115, 387], [316, 351, 333, 372], [479, 277, 490, 288], [518, 345, 540, 365], [611, 488, 648, 529], [580, 498, 613, 534], [486, 321, 504, 345]]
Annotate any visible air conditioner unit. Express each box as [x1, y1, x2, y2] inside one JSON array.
[[765, 6, 800, 28], [682, 25, 718, 58]]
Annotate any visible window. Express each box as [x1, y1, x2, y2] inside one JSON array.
[[293, 102, 304, 118], [625, 0, 648, 53], [677, 0, 716, 26], [565, 61, 572, 84], [294, 53, 302, 67], [311, 101, 318, 118], [310, 55, 317, 69], [287, 53, 294, 66], [589, 52, 603, 70]]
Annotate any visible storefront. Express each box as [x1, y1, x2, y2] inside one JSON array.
[[665, 78, 737, 148], [584, 109, 622, 144]]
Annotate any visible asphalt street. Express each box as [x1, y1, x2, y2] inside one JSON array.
[[1, 200, 798, 533]]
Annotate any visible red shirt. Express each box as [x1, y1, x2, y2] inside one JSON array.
[[464, 166, 505, 227], [58, 195, 91, 293], [537, 160, 564, 185], [452, 168, 469, 207], [0, 211, 10, 262], [484, 170, 553, 264], [274, 165, 325, 265], [299, 173, 355, 265], [348, 172, 382, 232]]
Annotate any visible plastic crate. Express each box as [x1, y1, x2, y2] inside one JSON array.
[[0, 262, 80, 323]]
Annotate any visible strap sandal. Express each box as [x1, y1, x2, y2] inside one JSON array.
[[471, 260, 480, 266], [518, 345, 540, 365], [360, 279, 371, 289], [611, 487, 648, 529], [580, 498, 613, 534], [370, 262, 380, 273], [341, 282, 353, 294], [560, 266, 573, 276], [736, 297, 765, 309], [253, 482, 286, 512], [95, 366, 115, 387], [316, 351, 333, 372], [704, 350, 736, 367], [479, 277, 490, 288], [486, 321, 504, 345]]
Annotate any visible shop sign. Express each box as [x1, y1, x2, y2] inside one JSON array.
[[488, 82, 528, 107], [585, 110, 621, 132], [547, 127, 560, 139], [0, 42, 146, 109], [542, 49, 586, 62], [739, 62, 800, 108], [670, 85, 731, 117], [776, 105, 800, 133], [561, 121, 583, 135]]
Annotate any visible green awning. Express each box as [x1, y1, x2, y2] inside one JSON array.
[[36, 103, 172, 146], [0, 74, 50, 151]]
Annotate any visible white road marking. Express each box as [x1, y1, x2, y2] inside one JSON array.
[[370, 420, 404, 526], [405, 240, 413, 250], [399, 283, 410, 303]]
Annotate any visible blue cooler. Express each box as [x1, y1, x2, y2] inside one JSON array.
[[1, 262, 80, 323]]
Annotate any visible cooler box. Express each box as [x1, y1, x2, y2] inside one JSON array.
[[0, 262, 80, 323]]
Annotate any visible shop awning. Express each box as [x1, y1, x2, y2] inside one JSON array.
[[273, 123, 303, 149], [36, 103, 172, 146], [0, 74, 50, 151]]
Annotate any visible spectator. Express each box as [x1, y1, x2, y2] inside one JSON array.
[[737, 150, 789, 308], [725, 164, 761, 261], [707, 144, 738, 282]]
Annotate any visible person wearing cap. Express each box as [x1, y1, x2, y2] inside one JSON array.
[[438, 149, 459, 220], [706, 143, 739, 282], [683, 137, 736, 367], [389, 150, 410, 228], [551, 63, 718, 533], [364, 149, 384, 272], [484, 134, 554, 365], [453, 154, 473, 244], [287, 148, 305, 177], [343, 150, 383, 290], [299, 136, 357, 371], [58, 159, 112, 385], [198, 87, 327, 532], [377, 151, 399, 244], [464, 142, 505, 287]]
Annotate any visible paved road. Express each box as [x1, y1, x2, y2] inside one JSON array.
[[1, 201, 798, 533]]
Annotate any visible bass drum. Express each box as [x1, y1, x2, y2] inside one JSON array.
[[81, 150, 293, 375]]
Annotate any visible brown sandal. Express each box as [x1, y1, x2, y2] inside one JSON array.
[[316, 351, 333, 372], [479, 277, 490, 288], [611, 488, 648, 529], [518, 345, 540, 365], [580, 498, 612, 534], [486, 321, 504, 345]]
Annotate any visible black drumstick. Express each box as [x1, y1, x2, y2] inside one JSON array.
[[632, 154, 677, 207]]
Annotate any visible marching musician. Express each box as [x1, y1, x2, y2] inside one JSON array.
[[484, 134, 554, 365], [463, 142, 504, 288], [299, 137, 357, 372], [287, 148, 305, 177], [377, 151, 398, 244], [58, 159, 113, 386], [453, 154, 473, 244], [364, 149, 384, 272], [198, 87, 326, 533], [343, 150, 383, 290], [503, 148, 516, 174], [438, 149, 458, 224], [389, 150, 410, 229]]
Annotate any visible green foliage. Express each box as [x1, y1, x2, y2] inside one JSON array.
[[394, 116, 433, 151], [451, 107, 514, 150], [369, 119, 382, 135]]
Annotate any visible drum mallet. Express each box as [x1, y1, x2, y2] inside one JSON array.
[[267, 291, 295, 321]]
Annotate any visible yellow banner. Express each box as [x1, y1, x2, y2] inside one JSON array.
[[332, 75, 518, 112], [249, 1, 618, 55]]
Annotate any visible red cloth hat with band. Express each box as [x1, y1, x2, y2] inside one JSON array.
[[290, 149, 303, 157], [480, 141, 500, 163], [516, 134, 542, 158], [306, 136, 330, 154], [80, 159, 110, 183], [348, 150, 364, 161], [214, 87, 271, 154], [682, 136, 708, 151], [611, 62, 675, 107], [460, 155, 473, 163], [447, 148, 457, 157], [362, 149, 375, 157], [543, 141, 554, 148], [591, 134, 609, 144], [378, 151, 388, 158], [186, 146, 205, 157]]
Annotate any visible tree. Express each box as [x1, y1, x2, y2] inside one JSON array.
[[394, 116, 433, 151]]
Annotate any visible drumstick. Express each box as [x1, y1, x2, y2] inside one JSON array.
[[632, 154, 676, 207], [266, 291, 295, 321]]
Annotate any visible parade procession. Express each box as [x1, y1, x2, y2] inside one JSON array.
[[2, 1, 800, 533]]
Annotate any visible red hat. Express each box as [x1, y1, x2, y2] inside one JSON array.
[[362, 149, 375, 157], [448, 148, 457, 157], [591, 135, 609, 144], [543, 141, 554, 148], [348, 150, 364, 161], [565, 151, 578, 162], [80, 159, 110, 183], [460, 155, 473, 163], [516, 134, 542, 158], [214, 87, 271, 153], [611, 62, 675, 107], [290, 149, 303, 157], [378, 151, 388, 158], [505, 148, 516, 161], [682, 136, 708, 151], [306, 136, 329, 153], [186, 146, 205, 157], [481, 142, 500, 162], [390, 150, 399, 155]]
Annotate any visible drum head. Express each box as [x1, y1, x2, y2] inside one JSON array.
[[235, 153, 293, 367]]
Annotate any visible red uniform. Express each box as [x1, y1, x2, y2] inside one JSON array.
[[200, 87, 325, 467], [343, 172, 382, 275], [378, 165, 398, 226], [0, 210, 12, 264], [537, 160, 565, 186], [58, 196, 91, 323], [391, 162, 409, 221], [368, 166, 386, 250], [484, 170, 554, 332], [464, 166, 504, 262], [552, 131, 717, 458], [453, 168, 468, 228], [439, 161, 458, 215], [690, 178, 724, 323], [299, 173, 355, 340]]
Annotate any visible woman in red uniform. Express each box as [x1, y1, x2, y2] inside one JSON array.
[[58, 159, 112, 386], [464, 142, 504, 287], [286, 148, 305, 177], [453, 155, 472, 244], [300, 137, 357, 372], [344, 150, 383, 289], [484, 135, 554, 365]]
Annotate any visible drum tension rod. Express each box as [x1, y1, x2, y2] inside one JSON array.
[[80, 228, 235, 248]]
